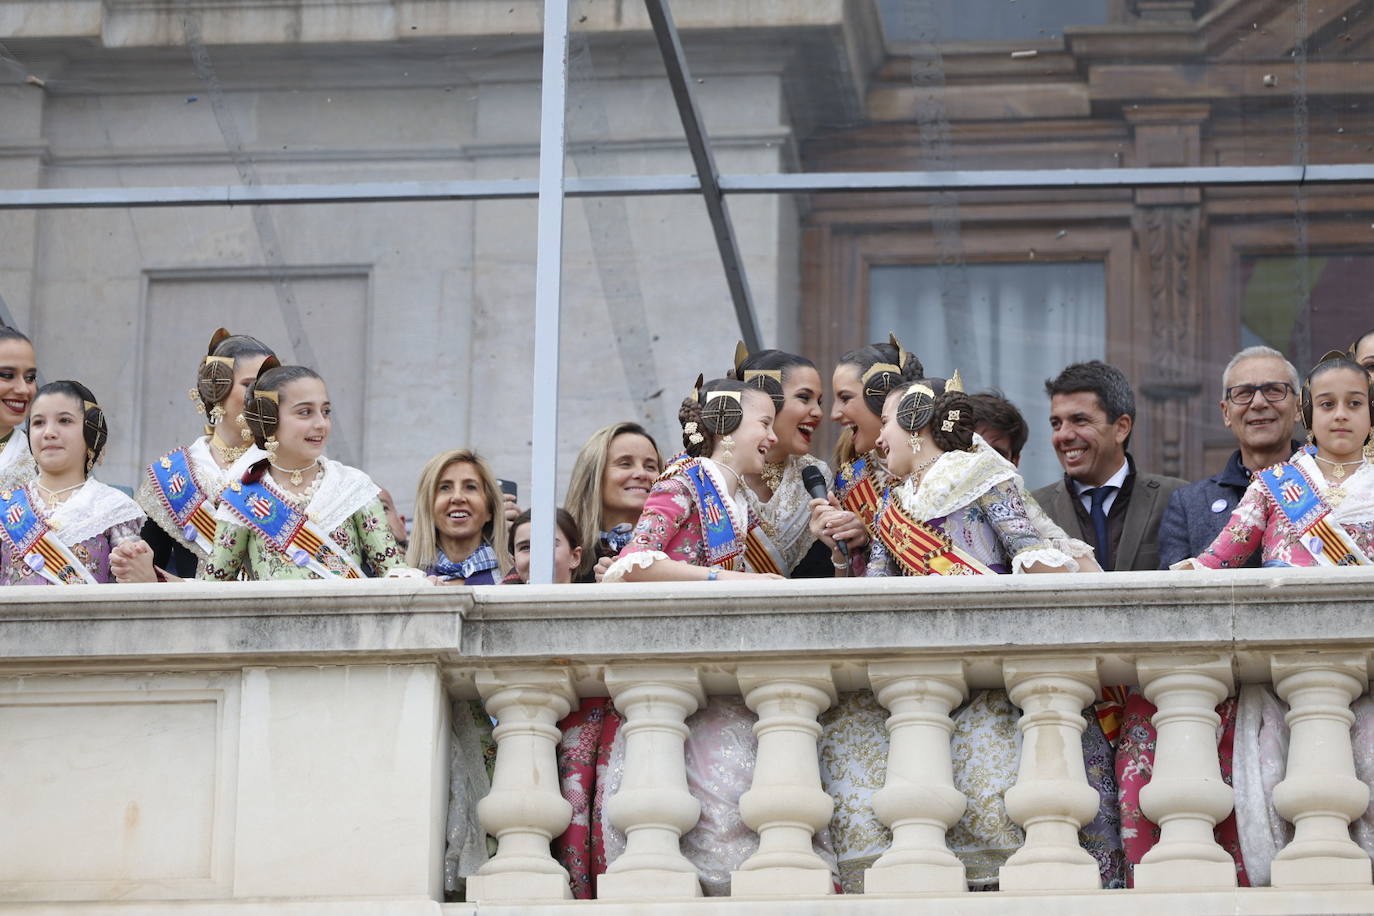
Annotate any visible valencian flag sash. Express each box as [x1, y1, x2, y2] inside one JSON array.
[[836, 456, 882, 536], [220, 478, 364, 578], [1259, 459, 1370, 566], [742, 528, 783, 577], [682, 460, 753, 570], [875, 499, 994, 577], [0, 486, 98, 585], [148, 447, 218, 554]]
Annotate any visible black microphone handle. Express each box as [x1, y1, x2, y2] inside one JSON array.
[[800, 467, 849, 559]]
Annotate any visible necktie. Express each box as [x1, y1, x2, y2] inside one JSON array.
[[1085, 486, 1116, 570]]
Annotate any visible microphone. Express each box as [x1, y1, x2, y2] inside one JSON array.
[[801, 465, 848, 559]]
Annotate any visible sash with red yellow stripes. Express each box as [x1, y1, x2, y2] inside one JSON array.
[[0, 485, 98, 584], [221, 478, 364, 579], [876, 500, 995, 577], [836, 455, 882, 537], [742, 528, 783, 576], [1260, 455, 1371, 567]]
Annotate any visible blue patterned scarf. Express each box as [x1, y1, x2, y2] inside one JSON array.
[[600, 523, 634, 555], [432, 543, 499, 582]]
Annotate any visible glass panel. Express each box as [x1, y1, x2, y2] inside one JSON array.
[[1240, 253, 1374, 370], [870, 261, 1107, 488]]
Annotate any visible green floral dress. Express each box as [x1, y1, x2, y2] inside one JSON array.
[[200, 458, 405, 580]]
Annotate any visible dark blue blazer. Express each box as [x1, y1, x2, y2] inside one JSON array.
[[1156, 444, 1299, 569]]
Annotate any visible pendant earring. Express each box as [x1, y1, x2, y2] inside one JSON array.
[[1306, 431, 1315, 447], [265, 436, 279, 455], [236, 413, 253, 442], [721, 434, 735, 463], [208, 404, 225, 426], [909, 433, 922, 453]]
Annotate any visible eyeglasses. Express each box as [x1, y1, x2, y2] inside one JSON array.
[[1224, 382, 1295, 405]]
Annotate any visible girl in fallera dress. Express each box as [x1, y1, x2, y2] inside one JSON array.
[[114, 329, 274, 582], [588, 379, 840, 899], [409, 449, 510, 585], [199, 362, 407, 580], [0, 381, 144, 586], [809, 335, 922, 576], [729, 344, 837, 577], [563, 422, 661, 582], [0, 326, 39, 486]]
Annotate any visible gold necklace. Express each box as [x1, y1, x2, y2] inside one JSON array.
[[270, 458, 319, 487], [1315, 454, 1366, 481], [210, 433, 248, 466], [761, 461, 785, 493]]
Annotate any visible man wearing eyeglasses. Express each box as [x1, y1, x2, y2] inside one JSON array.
[[1157, 345, 1302, 568]]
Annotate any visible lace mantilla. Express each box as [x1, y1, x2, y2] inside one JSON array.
[[743, 454, 831, 573], [895, 434, 1019, 522], [30, 478, 144, 548], [213, 457, 379, 532], [136, 437, 266, 558]]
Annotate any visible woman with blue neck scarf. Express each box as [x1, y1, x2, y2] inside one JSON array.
[[409, 448, 509, 585], [563, 421, 662, 582]]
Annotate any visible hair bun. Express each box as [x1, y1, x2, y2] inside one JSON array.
[[700, 391, 744, 436], [896, 384, 937, 433]]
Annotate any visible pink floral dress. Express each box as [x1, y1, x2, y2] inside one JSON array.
[[1193, 454, 1374, 568]]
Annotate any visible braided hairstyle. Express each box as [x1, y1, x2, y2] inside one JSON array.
[[892, 377, 977, 453], [839, 334, 924, 416], [679, 376, 752, 458], [194, 329, 275, 434], [29, 380, 108, 475], [1301, 354, 1374, 440]]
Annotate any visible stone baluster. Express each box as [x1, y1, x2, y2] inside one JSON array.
[[465, 669, 576, 902], [864, 659, 969, 894], [731, 661, 837, 896], [1270, 653, 1372, 887], [1133, 655, 1237, 889], [999, 656, 1101, 890], [598, 665, 706, 899]]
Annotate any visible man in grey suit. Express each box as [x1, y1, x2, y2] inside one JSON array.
[[1031, 361, 1186, 571], [1157, 346, 1301, 568]]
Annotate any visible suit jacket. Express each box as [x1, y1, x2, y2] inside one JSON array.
[[1031, 459, 1188, 572], [1155, 443, 1300, 569]]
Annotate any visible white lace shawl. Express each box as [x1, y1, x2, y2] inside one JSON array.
[[742, 454, 831, 573], [894, 434, 1019, 522], [136, 437, 267, 556], [213, 457, 380, 533], [31, 478, 145, 548], [894, 435, 1083, 573], [1294, 450, 1374, 525]]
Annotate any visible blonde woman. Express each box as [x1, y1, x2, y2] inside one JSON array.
[[563, 421, 661, 580], [409, 449, 510, 585]]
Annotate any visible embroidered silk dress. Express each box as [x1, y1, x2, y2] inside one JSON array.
[[1190, 450, 1374, 568], [200, 458, 405, 580], [135, 436, 265, 577], [0, 479, 144, 585], [741, 454, 832, 577], [823, 437, 1123, 889]]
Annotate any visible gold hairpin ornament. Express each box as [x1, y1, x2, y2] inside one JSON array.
[[947, 369, 964, 393]]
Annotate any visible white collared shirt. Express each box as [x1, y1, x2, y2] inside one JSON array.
[[1072, 459, 1129, 516]]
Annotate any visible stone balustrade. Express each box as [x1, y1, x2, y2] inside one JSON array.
[[4, 569, 1374, 914]]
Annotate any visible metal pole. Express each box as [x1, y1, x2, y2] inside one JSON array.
[[643, 0, 762, 351], [528, 0, 571, 586]]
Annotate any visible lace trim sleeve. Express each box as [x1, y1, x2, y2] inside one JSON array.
[[603, 550, 670, 583]]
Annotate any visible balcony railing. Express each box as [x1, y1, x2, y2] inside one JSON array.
[[3, 569, 1374, 914]]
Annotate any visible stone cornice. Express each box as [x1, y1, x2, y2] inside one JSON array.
[[1, 569, 1370, 689]]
